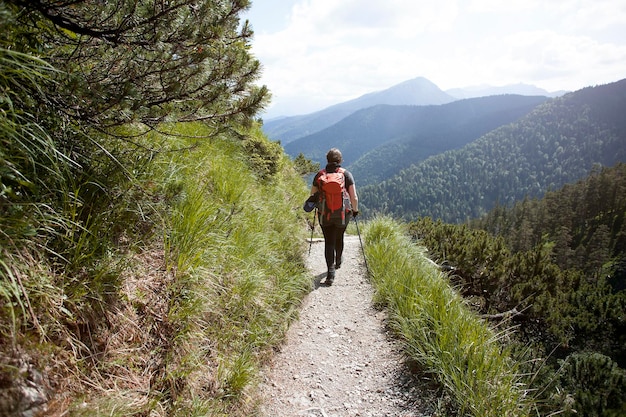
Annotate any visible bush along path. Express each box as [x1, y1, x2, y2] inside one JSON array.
[[258, 235, 438, 417]]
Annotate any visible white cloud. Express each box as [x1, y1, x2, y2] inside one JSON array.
[[467, 0, 542, 13], [482, 30, 626, 90], [250, 0, 626, 117], [562, 0, 626, 31], [290, 0, 458, 33], [254, 0, 462, 115]]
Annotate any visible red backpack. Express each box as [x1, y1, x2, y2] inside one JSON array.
[[317, 168, 350, 225]]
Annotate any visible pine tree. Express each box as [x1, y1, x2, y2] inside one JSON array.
[[6, 0, 268, 130]]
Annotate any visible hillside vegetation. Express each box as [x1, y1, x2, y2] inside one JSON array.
[[0, 2, 314, 415], [364, 218, 531, 417], [284, 95, 547, 185], [409, 163, 626, 416], [2, 120, 313, 416], [361, 79, 626, 222]]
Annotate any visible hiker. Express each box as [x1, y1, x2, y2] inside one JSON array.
[[310, 148, 359, 285]]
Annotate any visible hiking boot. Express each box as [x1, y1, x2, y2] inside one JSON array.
[[335, 256, 343, 269], [326, 267, 335, 285]]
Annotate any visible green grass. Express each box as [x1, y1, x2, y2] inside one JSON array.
[[2, 20, 311, 416], [109, 124, 314, 416], [1, 117, 313, 416], [363, 216, 531, 417], [158, 127, 312, 415]]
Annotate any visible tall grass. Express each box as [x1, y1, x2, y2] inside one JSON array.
[[2, 16, 312, 415], [90, 123, 313, 416], [363, 217, 531, 417], [1, 109, 313, 416]]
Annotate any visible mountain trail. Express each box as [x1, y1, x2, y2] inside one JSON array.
[[258, 235, 438, 417]]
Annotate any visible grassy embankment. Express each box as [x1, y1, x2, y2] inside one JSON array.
[[1, 121, 312, 416], [363, 217, 532, 417]]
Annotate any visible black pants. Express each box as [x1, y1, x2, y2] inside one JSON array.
[[321, 223, 347, 270]]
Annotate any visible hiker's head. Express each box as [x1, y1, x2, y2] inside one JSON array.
[[327, 148, 343, 164]]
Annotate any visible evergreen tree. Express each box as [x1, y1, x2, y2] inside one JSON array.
[[1, 1, 269, 248], [6, 0, 268, 130]]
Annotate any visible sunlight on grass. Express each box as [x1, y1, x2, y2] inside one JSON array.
[[0, 118, 313, 416], [364, 216, 531, 417], [144, 123, 312, 416]]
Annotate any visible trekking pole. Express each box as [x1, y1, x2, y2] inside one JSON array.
[[308, 208, 317, 256], [353, 215, 370, 275]]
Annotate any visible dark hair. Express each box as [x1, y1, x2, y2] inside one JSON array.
[[326, 148, 342, 163]]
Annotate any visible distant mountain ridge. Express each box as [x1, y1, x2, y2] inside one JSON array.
[[359, 78, 626, 223], [284, 94, 549, 186], [263, 77, 455, 144], [446, 83, 567, 99], [348, 95, 549, 186], [262, 76, 565, 144]]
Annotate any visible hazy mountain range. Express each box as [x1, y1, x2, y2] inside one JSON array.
[[445, 83, 566, 99], [358, 78, 626, 222], [268, 76, 626, 223], [262, 76, 566, 144], [284, 94, 549, 184]]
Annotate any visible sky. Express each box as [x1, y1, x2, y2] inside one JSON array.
[[242, 0, 626, 119]]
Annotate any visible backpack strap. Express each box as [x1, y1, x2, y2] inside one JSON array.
[[316, 168, 326, 184]]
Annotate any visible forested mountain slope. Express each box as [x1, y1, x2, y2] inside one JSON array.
[[285, 95, 547, 180], [360, 79, 626, 223], [348, 95, 548, 186], [472, 163, 626, 274], [409, 163, 626, 416], [263, 77, 454, 144]]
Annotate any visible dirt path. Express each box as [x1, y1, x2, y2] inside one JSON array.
[[258, 235, 437, 417]]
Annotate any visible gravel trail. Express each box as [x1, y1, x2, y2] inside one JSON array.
[[258, 235, 437, 417]]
